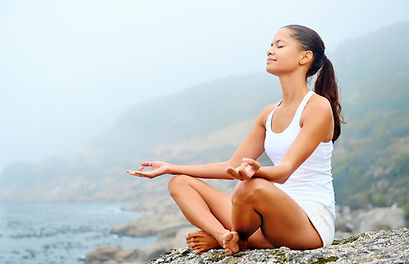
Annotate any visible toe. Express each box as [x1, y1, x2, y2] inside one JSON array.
[[192, 245, 200, 251], [223, 231, 233, 241]]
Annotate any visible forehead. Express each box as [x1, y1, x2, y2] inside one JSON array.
[[272, 27, 295, 43]]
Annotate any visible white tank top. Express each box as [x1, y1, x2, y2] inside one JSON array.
[[264, 90, 335, 219]]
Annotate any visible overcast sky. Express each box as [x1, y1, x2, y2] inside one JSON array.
[[1, 0, 408, 172]]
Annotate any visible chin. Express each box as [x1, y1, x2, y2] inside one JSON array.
[[266, 67, 279, 76]]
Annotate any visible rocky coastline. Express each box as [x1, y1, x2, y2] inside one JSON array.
[[150, 228, 409, 263], [85, 179, 408, 263], [84, 202, 407, 263], [85, 228, 409, 263]]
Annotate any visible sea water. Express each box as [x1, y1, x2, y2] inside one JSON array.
[[0, 202, 155, 264]]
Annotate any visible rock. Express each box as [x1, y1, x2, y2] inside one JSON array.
[[111, 196, 189, 238], [356, 204, 405, 233], [103, 187, 407, 263], [171, 226, 197, 249], [335, 204, 406, 234], [150, 228, 409, 264], [111, 221, 156, 237], [84, 247, 140, 264], [138, 224, 197, 261], [85, 247, 121, 263], [335, 206, 355, 232]]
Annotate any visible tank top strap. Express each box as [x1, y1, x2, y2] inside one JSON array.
[[265, 99, 282, 129], [292, 90, 315, 124]]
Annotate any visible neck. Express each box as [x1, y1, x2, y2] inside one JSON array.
[[278, 72, 310, 105]]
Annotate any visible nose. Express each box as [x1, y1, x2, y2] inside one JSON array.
[[267, 46, 274, 56]]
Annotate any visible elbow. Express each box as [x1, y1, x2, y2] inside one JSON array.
[[275, 177, 289, 184], [275, 162, 294, 184], [275, 177, 288, 184]]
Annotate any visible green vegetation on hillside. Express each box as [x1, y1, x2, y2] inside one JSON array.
[[332, 21, 409, 218], [1, 21, 408, 217]]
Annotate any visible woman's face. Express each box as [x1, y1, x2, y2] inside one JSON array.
[[266, 27, 306, 76]]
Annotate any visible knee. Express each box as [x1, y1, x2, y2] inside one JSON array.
[[168, 174, 191, 198], [232, 178, 272, 204]]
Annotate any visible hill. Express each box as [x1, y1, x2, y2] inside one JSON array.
[[1, 21, 408, 219], [330, 21, 409, 216]]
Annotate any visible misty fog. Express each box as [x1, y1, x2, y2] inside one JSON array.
[[1, 0, 408, 172]]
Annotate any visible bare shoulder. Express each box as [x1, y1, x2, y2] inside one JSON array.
[[256, 104, 276, 128], [301, 93, 333, 130], [301, 93, 334, 141], [261, 103, 276, 116], [304, 93, 332, 118]]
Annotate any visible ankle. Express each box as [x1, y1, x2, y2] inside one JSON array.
[[215, 229, 230, 245], [239, 239, 248, 250]]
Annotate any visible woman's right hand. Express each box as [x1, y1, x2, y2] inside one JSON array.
[[126, 161, 170, 179], [225, 158, 260, 181]]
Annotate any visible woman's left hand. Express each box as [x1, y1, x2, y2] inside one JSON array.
[[126, 161, 169, 179], [225, 158, 260, 181]]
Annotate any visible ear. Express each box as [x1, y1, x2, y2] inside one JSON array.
[[299, 50, 313, 66]]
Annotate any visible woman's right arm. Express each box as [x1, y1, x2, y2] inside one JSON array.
[[167, 161, 235, 179], [126, 105, 272, 180]]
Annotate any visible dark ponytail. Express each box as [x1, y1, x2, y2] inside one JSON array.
[[315, 58, 343, 142], [283, 25, 344, 142]]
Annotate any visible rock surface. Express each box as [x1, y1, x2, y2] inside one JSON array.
[[150, 228, 409, 264], [85, 247, 139, 264], [107, 199, 407, 262], [88, 180, 408, 263]]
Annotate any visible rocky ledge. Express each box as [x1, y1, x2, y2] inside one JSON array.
[[150, 228, 409, 264]]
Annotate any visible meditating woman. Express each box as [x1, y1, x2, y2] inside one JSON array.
[[126, 24, 342, 255]]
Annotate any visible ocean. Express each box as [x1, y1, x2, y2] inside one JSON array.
[[0, 202, 155, 264]]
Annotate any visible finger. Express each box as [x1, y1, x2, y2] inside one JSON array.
[[245, 164, 253, 174], [127, 170, 139, 176], [225, 166, 235, 175], [225, 166, 240, 179], [238, 162, 249, 177], [141, 161, 154, 167], [238, 172, 251, 181], [137, 166, 145, 172], [244, 164, 256, 180], [233, 167, 246, 181], [244, 158, 260, 170], [128, 170, 148, 177], [225, 166, 231, 172], [238, 166, 249, 180], [234, 164, 253, 181]]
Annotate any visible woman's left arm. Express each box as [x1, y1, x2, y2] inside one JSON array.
[[228, 96, 334, 183]]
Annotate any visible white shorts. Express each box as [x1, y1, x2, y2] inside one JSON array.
[[297, 200, 335, 247]]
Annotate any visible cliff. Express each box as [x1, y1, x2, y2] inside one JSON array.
[[85, 228, 408, 263]]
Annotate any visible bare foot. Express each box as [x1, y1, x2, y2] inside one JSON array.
[[185, 230, 221, 254], [222, 231, 240, 255]]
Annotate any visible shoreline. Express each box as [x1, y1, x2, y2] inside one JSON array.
[[86, 202, 407, 263], [0, 202, 153, 264]]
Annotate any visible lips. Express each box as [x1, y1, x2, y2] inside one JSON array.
[[266, 58, 276, 63]]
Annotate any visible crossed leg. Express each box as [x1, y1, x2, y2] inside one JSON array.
[[168, 175, 272, 254], [224, 177, 323, 254]]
